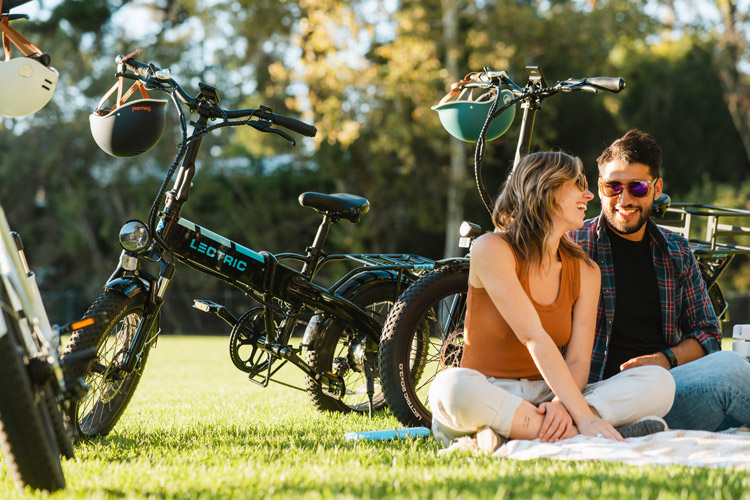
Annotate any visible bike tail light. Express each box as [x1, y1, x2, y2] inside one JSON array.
[[119, 220, 151, 252]]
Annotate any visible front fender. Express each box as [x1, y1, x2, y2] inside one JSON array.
[[104, 275, 152, 299]]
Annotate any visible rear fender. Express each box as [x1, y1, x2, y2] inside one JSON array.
[[302, 270, 407, 348]]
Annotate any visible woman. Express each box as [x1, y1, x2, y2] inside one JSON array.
[[429, 151, 675, 452]]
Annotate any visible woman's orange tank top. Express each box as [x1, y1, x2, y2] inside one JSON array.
[[460, 248, 581, 379]]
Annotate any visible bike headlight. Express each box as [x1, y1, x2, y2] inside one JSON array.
[[119, 220, 151, 252]]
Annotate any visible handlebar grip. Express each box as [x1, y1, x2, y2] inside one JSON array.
[[121, 58, 158, 79], [587, 77, 626, 93], [271, 113, 317, 137]]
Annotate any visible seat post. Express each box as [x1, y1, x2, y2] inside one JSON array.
[[301, 214, 334, 276]]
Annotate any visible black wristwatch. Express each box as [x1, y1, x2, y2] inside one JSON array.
[[662, 348, 678, 369]]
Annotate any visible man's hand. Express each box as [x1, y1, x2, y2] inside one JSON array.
[[620, 352, 670, 371], [536, 401, 577, 442]]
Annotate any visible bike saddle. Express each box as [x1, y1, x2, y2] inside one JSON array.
[[298, 192, 370, 223], [652, 193, 671, 220]]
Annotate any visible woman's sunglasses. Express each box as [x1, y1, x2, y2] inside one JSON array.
[[598, 178, 656, 198], [576, 172, 589, 192]]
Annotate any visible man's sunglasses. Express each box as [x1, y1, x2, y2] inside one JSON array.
[[598, 178, 656, 198]]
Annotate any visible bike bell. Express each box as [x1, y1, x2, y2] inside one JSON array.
[[432, 72, 516, 143], [89, 76, 168, 157]]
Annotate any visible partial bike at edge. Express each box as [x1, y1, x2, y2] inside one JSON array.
[[0, 0, 100, 492], [61, 52, 436, 439]]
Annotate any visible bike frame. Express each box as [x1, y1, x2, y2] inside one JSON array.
[[657, 202, 750, 320], [0, 205, 63, 388], [106, 81, 435, 393]]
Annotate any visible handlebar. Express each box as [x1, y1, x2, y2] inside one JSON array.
[[115, 54, 317, 138], [560, 77, 626, 93], [469, 66, 627, 217], [465, 71, 626, 96]]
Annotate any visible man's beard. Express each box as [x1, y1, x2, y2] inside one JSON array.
[[603, 204, 652, 236]]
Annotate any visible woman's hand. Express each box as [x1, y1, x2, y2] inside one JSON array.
[[576, 415, 624, 441], [536, 401, 577, 442]]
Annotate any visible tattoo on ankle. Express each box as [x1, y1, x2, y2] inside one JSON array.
[[523, 416, 530, 428]]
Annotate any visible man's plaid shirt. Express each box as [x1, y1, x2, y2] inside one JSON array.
[[571, 215, 722, 382]]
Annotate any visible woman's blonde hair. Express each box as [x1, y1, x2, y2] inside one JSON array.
[[492, 151, 589, 271]]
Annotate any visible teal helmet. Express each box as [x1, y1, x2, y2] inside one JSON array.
[[432, 73, 516, 143]]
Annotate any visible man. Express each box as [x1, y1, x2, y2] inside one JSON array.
[[572, 128, 750, 431]]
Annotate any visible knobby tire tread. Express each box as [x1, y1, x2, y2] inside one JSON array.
[[62, 290, 152, 439], [379, 265, 469, 428], [0, 332, 65, 491], [305, 273, 400, 414]]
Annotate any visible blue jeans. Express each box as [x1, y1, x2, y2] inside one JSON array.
[[665, 350, 750, 431]]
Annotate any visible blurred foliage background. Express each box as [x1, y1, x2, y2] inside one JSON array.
[[1, 0, 749, 332]]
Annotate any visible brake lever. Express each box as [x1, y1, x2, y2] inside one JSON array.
[[247, 121, 296, 146], [560, 82, 598, 93]]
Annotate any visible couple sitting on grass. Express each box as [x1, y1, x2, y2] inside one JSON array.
[[430, 129, 750, 453]]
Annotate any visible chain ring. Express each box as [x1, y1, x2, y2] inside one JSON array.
[[229, 307, 267, 373]]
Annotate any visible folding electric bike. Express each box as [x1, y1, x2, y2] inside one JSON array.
[[61, 53, 436, 439]]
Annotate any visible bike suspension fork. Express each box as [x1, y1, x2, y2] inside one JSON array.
[[120, 261, 175, 373]]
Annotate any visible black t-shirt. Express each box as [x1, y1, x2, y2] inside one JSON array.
[[603, 226, 667, 379]]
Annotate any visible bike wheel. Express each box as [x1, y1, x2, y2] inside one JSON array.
[[379, 265, 469, 427], [62, 290, 155, 438], [0, 309, 65, 491], [305, 274, 401, 414], [42, 382, 75, 459]]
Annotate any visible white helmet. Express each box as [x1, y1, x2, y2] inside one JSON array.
[[0, 57, 58, 117], [0, 1, 59, 117]]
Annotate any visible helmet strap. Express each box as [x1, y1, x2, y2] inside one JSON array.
[[0, 13, 43, 61], [95, 78, 151, 115], [437, 71, 497, 106]]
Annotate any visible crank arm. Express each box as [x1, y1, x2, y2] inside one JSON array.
[[260, 343, 345, 399]]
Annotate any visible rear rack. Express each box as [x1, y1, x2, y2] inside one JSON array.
[[343, 253, 436, 270], [658, 203, 750, 256]]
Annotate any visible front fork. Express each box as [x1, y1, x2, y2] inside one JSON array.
[[106, 250, 176, 374]]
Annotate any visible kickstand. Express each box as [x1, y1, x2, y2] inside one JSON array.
[[364, 356, 377, 419]]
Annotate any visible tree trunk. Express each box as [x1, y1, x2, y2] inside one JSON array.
[[712, 0, 750, 167], [441, 0, 467, 258]]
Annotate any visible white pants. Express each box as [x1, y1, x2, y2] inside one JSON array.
[[429, 365, 675, 446]]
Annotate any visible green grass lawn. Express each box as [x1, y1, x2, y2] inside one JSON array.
[[1, 336, 749, 499]]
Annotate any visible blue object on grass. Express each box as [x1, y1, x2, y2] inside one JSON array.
[[345, 427, 432, 441]]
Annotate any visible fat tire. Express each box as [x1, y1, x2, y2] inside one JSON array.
[[0, 323, 65, 491], [379, 265, 469, 427], [42, 383, 75, 459], [305, 273, 402, 413], [62, 290, 154, 439]]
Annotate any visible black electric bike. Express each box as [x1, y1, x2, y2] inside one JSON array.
[[62, 54, 435, 439]]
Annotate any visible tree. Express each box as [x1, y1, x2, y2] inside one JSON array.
[[657, 0, 750, 166]]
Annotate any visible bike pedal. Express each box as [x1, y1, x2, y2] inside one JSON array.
[[193, 299, 224, 313]]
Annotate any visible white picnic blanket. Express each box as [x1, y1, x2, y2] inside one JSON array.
[[439, 428, 750, 469]]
